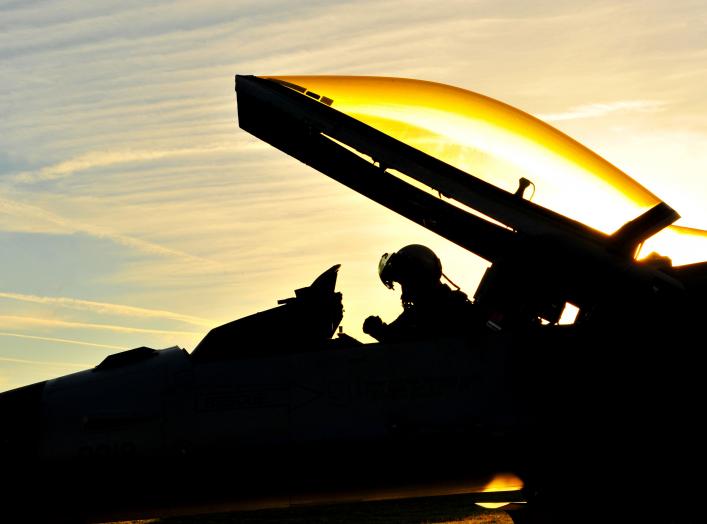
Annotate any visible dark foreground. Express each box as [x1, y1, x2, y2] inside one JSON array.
[[107, 494, 515, 524]]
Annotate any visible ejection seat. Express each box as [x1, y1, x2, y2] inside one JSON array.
[[190, 265, 344, 361]]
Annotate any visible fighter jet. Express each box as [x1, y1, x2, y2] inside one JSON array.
[[1, 75, 704, 523]]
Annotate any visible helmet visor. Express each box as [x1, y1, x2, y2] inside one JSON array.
[[378, 252, 395, 289]]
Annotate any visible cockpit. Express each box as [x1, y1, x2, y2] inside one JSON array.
[[232, 74, 707, 347]]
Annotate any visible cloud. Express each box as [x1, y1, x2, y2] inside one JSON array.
[[537, 100, 667, 122], [0, 355, 89, 369], [0, 291, 213, 327], [12, 142, 257, 183], [0, 331, 123, 350], [0, 315, 201, 337], [0, 195, 221, 267]]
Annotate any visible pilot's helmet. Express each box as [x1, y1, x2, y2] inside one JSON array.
[[378, 244, 442, 290]]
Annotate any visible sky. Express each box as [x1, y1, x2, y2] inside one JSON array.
[[1, 0, 707, 392]]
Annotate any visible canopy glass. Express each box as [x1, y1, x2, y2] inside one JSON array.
[[267, 76, 707, 264]]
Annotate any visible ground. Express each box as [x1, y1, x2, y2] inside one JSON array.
[[106, 494, 516, 523]]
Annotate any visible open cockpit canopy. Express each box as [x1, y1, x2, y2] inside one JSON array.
[[259, 75, 707, 265]]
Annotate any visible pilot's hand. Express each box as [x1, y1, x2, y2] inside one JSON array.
[[363, 315, 385, 336]]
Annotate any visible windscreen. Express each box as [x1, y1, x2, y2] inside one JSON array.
[[267, 76, 707, 265]]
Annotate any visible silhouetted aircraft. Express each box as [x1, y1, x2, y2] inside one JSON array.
[[2, 75, 705, 523]]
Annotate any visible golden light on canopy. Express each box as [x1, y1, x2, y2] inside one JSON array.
[[268, 76, 707, 265]]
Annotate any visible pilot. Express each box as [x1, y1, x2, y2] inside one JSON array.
[[362, 244, 478, 343]]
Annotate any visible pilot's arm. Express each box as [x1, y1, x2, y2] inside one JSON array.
[[363, 308, 417, 343], [363, 315, 386, 341]]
